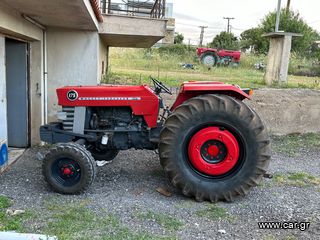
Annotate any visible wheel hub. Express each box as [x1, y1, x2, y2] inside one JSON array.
[[52, 158, 81, 186], [200, 140, 227, 164], [188, 126, 240, 176], [203, 55, 215, 65], [61, 165, 74, 176]]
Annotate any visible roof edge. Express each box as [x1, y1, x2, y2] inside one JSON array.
[[90, 0, 103, 22]]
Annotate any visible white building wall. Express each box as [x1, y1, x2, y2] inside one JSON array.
[[0, 1, 42, 41], [0, 35, 7, 141], [46, 28, 99, 122], [0, 3, 44, 146], [99, 36, 108, 82]]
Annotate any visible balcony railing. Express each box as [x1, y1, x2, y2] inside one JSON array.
[[100, 0, 166, 19]]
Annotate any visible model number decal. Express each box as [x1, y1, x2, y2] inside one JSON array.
[[78, 97, 141, 101], [67, 90, 78, 101]]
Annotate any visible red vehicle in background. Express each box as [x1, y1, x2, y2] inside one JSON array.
[[197, 47, 241, 67]]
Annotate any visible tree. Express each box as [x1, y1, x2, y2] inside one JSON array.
[[209, 31, 239, 50], [240, 9, 320, 56], [174, 32, 184, 44], [310, 42, 320, 61], [262, 9, 319, 55], [240, 28, 268, 53]]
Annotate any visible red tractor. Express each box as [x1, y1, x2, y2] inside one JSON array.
[[197, 47, 241, 67], [40, 78, 270, 202]]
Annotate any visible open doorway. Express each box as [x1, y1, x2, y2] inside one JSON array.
[[5, 38, 30, 148]]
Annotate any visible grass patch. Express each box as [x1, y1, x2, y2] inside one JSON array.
[[136, 210, 184, 232], [195, 205, 231, 221], [0, 197, 177, 239], [44, 201, 173, 240], [0, 195, 34, 232], [263, 235, 276, 240], [272, 133, 320, 156], [108, 48, 320, 89], [0, 195, 11, 210], [273, 172, 320, 187], [174, 200, 195, 209], [105, 66, 266, 89]]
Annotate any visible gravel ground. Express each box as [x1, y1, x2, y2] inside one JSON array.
[[0, 140, 319, 240]]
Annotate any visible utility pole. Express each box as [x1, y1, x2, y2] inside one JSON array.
[[275, 0, 282, 32], [223, 17, 235, 33], [199, 26, 208, 47], [286, 0, 291, 11]]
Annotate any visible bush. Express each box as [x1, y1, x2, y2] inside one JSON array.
[[240, 53, 267, 69], [156, 44, 197, 57], [289, 54, 320, 77]]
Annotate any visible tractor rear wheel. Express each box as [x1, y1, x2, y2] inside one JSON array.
[[159, 94, 271, 202], [200, 52, 218, 66], [42, 143, 96, 194]]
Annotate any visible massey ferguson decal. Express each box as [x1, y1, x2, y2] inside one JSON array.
[[78, 97, 141, 101], [67, 90, 78, 101]]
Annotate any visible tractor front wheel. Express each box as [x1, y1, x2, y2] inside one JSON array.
[[159, 94, 271, 202], [42, 143, 96, 194]]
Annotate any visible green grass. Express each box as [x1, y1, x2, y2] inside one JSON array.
[[136, 210, 184, 232], [107, 48, 320, 89], [0, 195, 34, 232], [43, 201, 174, 240], [174, 200, 195, 209], [0, 197, 175, 240], [263, 234, 298, 240], [263, 235, 276, 240], [105, 67, 266, 88], [195, 205, 231, 221], [0, 195, 11, 210], [272, 133, 320, 156], [273, 172, 320, 187]]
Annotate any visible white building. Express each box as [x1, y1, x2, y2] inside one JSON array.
[[0, 0, 166, 171]]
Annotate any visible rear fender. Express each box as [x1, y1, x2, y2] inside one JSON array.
[[197, 47, 218, 57], [171, 82, 250, 111]]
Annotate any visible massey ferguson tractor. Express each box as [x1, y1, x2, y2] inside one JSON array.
[[40, 78, 270, 202], [197, 47, 241, 67]]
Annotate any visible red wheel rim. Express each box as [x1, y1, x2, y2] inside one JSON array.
[[188, 126, 240, 176]]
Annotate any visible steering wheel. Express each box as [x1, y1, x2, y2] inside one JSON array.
[[150, 76, 172, 95]]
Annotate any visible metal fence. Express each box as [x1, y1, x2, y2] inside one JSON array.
[[100, 0, 166, 19]]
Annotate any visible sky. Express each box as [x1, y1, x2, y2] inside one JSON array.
[[171, 0, 320, 45]]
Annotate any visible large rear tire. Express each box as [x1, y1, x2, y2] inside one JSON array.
[[42, 143, 96, 194], [159, 94, 271, 202], [200, 52, 218, 67]]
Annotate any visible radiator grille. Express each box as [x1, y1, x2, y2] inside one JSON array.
[[62, 107, 75, 131]]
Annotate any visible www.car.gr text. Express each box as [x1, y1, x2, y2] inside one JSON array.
[[258, 221, 310, 231]]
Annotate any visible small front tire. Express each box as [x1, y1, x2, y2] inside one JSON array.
[[42, 143, 96, 194]]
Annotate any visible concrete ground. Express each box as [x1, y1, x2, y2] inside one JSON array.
[[0, 135, 319, 240]]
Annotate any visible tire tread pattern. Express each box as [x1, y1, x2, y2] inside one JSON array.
[[159, 94, 271, 202], [42, 142, 96, 194]]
